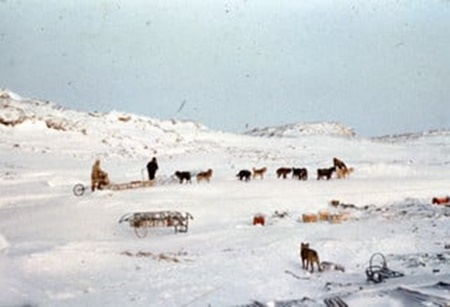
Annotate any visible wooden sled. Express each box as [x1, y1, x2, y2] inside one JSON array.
[[73, 180, 155, 196], [119, 211, 194, 238]]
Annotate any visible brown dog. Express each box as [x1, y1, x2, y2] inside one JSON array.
[[276, 167, 292, 179], [252, 167, 267, 179], [432, 196, 450, 205], [300, 243, 321, 273], [336, 167, 354, 179], [196, 169, 213, 183]]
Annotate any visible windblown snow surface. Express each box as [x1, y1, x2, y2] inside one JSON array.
[[0, 91, 449, 306]]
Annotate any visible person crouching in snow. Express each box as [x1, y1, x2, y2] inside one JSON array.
[[91, 159, 110, 191], [146, 157, 158, 180]]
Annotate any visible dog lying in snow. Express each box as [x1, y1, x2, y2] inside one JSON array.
[[432, 196, 450, 205]]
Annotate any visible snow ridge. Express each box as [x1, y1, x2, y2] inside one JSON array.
[[244, 122, 356, 138], [0, 89, 207, 135]]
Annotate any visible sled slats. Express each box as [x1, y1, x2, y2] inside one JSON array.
[[119, 211, 193, 237]]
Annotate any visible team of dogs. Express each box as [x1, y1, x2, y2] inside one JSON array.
[[174, 157, 354, 184], [176, 160, 345, 274]]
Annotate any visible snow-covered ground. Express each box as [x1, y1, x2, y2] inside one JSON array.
[[0, 91, 449, 306]]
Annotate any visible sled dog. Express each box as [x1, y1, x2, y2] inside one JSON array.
[[252, 167, 267, 179], [175, 171, 192, 184], [197, 169, 213, 183], [300, 242, 321, 273], [236, 170, 252, 181], [276, 167, 292, 179]]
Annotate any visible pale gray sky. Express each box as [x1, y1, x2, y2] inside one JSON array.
[[1, 0, 449, 136]]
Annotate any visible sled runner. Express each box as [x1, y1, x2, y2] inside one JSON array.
[[119, 211, 194, 238], [365, 252, 404, 283], [72, 180, 155, 196]]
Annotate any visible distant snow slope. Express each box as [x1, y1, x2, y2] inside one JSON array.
[[0, 90, 218, 159], [244, 122, 356, 138]]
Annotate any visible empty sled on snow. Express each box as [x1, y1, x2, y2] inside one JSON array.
[[119, 211, 194, 238], [365, 252, 404, 283]]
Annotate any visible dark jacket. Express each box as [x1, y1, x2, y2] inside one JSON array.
[[146, 157, 158, 180]]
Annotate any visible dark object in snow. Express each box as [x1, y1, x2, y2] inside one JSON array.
[[324, 296, 348, 307], [276, 167, 292, 179], [119, 211, 193, 238], [273, 210, 289, 218], [236, 169, 251, 181], [240, 297, 316, 307], [253, 214, 265, 226], [365, 252, 404, 283], [73, 183, 87, 196], [146, 157, 158, 180], [317, 167, 336, 180], [174, 170, 192, 184], [393, 286, 450, 306], [432, 196, 450, 205]]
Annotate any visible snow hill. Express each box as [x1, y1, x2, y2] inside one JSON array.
[[244, 122, 356, 138], [1, 90, 450, 306]]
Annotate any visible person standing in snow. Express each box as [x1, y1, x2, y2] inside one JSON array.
[[146, 157, 158, 181]]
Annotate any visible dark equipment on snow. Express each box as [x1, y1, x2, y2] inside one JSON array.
[[73, 183, 87, 196], [365, 252, 404, 283]]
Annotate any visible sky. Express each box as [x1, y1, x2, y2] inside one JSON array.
[[1, 0, 449, 137]]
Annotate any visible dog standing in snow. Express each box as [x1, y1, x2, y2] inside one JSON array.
[[292, 167, 308, 180], [336, 167, 354, 179], [276, 167, 292, 179], [175, 171, 192, 184], [252, 167, 267, 179], [300, 242, 322, 273], [236, 170, 251, 181], [317, 167, 335, 180], [196, 169, 213, 183]]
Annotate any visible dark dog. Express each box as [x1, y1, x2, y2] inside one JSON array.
[[317, 167, 335, 180], [175, 171, 192, 184], [276, 167, 292, 179], [236, 170, 251, 181], [292, 168, 308, 180], [333, 157, 347, 170], [432, 196, 450, 205]]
